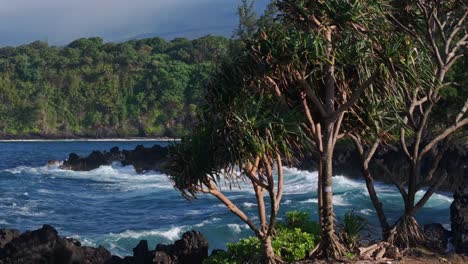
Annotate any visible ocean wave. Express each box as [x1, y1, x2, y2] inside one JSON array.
[[227, 223, 249, 234], [3, 164, 172, 192], [107, 226, 184, 242], [300, 198, 318, 204]]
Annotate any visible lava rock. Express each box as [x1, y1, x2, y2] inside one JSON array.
[[60, 144, 169, 173], [132, 240, 153, 264], [154, 230, 208, 264], [424, 223, 452, 250], [0, 225, 112, 264], [0, 229, 20, 248], [451, 171, 468, 254]]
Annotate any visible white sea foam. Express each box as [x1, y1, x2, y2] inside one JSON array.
[[108, 226, 184, 242], [4, 164, 172, 192], [300, 198, 318, 204], [227, 224, 249, 234], [242, 202, 256, 208], [359, 208, 374, 216]]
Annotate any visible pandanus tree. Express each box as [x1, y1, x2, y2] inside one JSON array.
[[342, 30, 436, 239], [248, 0, 399, 258], [367, 0, 468, 248], [167, 55, 306, 263]]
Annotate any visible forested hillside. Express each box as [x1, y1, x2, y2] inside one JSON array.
[[0, 36, 231, 138]]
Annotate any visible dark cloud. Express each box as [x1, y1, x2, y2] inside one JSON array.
[[0, 0, 270, 46]]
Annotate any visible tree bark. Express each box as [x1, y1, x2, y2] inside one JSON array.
[[262, 236, 277, 264]]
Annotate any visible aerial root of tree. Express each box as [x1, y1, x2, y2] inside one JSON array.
[[386, 215, 427, 249], [359, 242, 401, 260], [263, 254, 284, 264], [311, 233, 348, 260], [260, 237, 284, 264]]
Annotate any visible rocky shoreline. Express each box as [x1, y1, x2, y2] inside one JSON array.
[[1, 223, 466, 264], [54, 142, 468, 192], [0, 225, 209, 264]]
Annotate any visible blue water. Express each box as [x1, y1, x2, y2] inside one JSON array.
[[0, 141, 453, 256]]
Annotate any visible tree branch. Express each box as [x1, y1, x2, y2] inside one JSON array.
[[420, 118, 468, 158], [298, 79, 328, 118], [445, 11, 468, 56], [332, 71, 379, 121], [414, 172, 447, 212]]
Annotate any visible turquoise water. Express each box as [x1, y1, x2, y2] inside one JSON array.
[[0, 141, 452, 256]]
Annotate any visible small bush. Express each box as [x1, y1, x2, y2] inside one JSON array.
[[340, 210, 368, 248], [204, 237, 261, 264], [272, 227, 316, 263], [280, 211, 320, 237], [204, 211, 319, 264]]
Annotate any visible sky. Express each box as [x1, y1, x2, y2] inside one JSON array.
[[0, 0, 270, 47]]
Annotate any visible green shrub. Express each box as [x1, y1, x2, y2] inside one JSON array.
[[272, 227, 316, 263], [204, 237, 261, 264], [204, 211, 319, 264], [280, 211, 320, 237], [340, 210, 368, 247]]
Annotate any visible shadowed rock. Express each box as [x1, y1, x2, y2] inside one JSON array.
[[451, 172, 468, 255], [0, 225, 111, 264], [60, 144, 169, 173], [423, 223, 452, 251]]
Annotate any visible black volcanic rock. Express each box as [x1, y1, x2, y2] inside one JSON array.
[[0, 225, 209, 264], [60, 144, 169, 173], [0, 225, 111, 264], [451, 171, 468, 255], [58, 142, 467, 192], [423, 223, 452, 251], [154, 230, 208, 264], [0, 229, 20, 249]]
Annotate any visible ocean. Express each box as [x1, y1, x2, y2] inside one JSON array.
[[0, 140, 453, 256]]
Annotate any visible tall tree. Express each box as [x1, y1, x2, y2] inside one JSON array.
[[168, 55, 304, 264], [376, 0, 468, 248], [249, 0, 400, 259]]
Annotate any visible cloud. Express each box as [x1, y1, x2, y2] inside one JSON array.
[[0, 0, 270, 46]]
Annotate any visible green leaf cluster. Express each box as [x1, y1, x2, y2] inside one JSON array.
[[204, 211, 318, 264]]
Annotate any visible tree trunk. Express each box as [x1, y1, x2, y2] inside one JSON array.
[[262, 236, 277, 264], [362, 165, 390, 239], [321, 123, 335, 249], [313, 123, 348, 259]]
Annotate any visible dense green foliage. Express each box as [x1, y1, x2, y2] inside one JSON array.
[[0, 36, 231, 137], [204, 211, 318, 264]]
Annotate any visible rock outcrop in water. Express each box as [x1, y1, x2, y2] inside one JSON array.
[[60, 144, 169, 173], [451, 171, 468, 255], [57, 142, 467, 191], [297, 142, 468, 192], [0, 225, 209, 264]]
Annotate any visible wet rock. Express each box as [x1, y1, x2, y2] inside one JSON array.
[[132, 240, 153, 264], [0, 225, 112, 264], [451, 172, 468, 254], [424, 223, 452, 250], [154, 230, 209, 264], [60, 144, 169, 173], [0, 229, 20, 248]]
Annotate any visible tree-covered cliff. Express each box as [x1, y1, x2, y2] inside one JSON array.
[[0, 35, 231, 138]]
